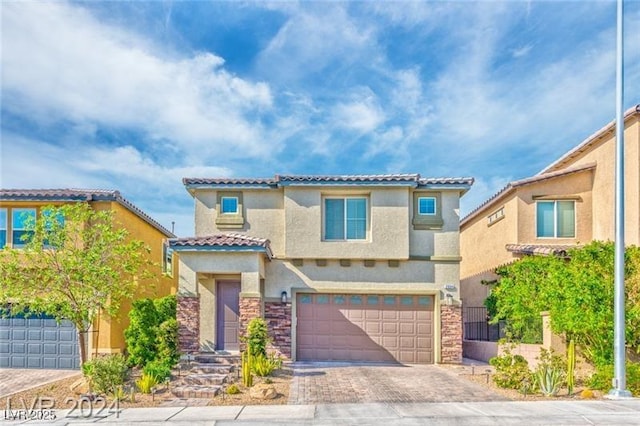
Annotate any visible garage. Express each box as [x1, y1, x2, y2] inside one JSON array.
[[0, 312, 80, 369], [296, 293, 434, 364]]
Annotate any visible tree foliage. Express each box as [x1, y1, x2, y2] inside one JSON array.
[[0, 203, 154, 364], [491, 241, 640, 366]]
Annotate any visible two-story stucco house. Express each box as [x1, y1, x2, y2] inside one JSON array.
[[460, 104, 640, 311], [170, 174, 473, 364], [0, 189, 177, 369]]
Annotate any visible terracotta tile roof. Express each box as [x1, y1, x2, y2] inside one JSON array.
[[169, 233, 273, 258], [0, 189, 174, 237], [184, 174, 474, 190], [182, 178, 277, 186], [541, 104, 640, 174], [506, 243, 578, 257], [461, 162, 596, 227]]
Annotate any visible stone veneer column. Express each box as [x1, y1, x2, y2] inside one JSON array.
[[440, 304, 462, 363], [264, 301, 292, 359], [239, 297, 262, 351], [177, 295, 200, 353]]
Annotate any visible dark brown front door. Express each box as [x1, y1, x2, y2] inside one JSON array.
[[216, 281, 240, 351]]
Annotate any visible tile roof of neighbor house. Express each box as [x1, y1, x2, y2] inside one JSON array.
[[169, 233, 274, 259], [460, 162, 597, 227], [541, 104, 640, 174], [183, 174, 474, 191], [0, 189, 174, 238], [506, 244, 578, 257]]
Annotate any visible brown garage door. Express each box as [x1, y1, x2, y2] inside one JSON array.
[[296, 293, 434, 364]]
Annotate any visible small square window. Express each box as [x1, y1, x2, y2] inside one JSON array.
[[401, 296, 413, 306], [367, 295, 379, 305], [334, 295, 345, 305], [418, 296, 431, 306], [384, 296, 396, 305], [221, 197, 239, 214], [317, 295, 329, 304], [300, 295, 312, 304], [418, 197, 436, 215], [350, 295, 362, 305]]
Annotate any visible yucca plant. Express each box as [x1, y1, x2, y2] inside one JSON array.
[[136, 373, 159, 394]]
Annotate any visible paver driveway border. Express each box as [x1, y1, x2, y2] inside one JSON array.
[[0, 368, 81, 399], [287, 361, 508, 404]]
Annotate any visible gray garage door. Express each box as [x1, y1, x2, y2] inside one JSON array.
[[297, 293, 434, 364], [0, 313, 80, 369]]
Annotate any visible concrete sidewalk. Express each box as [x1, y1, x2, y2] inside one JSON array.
[[5, 399, 638, 425]]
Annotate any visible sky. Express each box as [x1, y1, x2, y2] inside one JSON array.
[[1, 1, 639, 237]]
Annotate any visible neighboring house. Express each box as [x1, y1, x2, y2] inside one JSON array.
[[170, 174, 473, 364], [0, 189, 177, 369], [460, 104, 640, 314]]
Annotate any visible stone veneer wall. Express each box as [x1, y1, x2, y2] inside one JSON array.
[[264, 301, 292, 359], [239, 297, 262, 351], [177, 295, 200, 353], [440, 304, 462, 363]]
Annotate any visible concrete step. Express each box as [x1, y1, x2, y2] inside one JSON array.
[[193, 353, 240, 364], [185, 363, 235, 375], [171, 384, 222, 399], [183, 373, 228, 386]]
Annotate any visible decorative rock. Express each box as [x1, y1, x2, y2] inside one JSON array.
[[249, 383, 278, 400], [69, 377, 90, 395]]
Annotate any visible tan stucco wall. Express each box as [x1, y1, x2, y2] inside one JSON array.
[[282, 186, 411, 259], [460, 113, 640, 310], [194, 189, 285, 256], [547, 117, 639, 244], [410, 191, 461, 258]]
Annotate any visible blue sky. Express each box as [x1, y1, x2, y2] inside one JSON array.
[[1, 1, 639, 237]]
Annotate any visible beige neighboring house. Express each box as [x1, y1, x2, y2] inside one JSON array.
[[170, 174, 473, 364], [460, 104, 640, 314]]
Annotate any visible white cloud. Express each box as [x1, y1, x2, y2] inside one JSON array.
[[1, 1, 274, 163], [331, 90, 385, 133]]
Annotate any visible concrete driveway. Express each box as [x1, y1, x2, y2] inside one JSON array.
[[0, 368, 81, 398], [288, 362, 508, 404]]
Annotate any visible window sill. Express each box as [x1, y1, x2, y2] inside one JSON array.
[[215, 216, 245, 229]]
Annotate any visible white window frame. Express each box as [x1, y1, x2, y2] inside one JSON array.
[[417, 196, 437, 216], [220, 196, 239, 215], [536, 200, 576, 238], [162, 242, 173, 276], [323, 196, 369, 241]]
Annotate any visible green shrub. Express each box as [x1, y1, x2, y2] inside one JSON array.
[[82, 354, 129, 395], [156, 318, 179, 366], [124, 295, 178, 369], [136, 373, 159, 394], [125, 299, 158, 367], [589, 362, 640, 395], [226, 384, 240, 394], [490, 351, 532, 392], [246, 318, 269, 357], [143, 359, 172, 382]]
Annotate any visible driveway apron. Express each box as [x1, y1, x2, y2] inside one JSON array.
[[0, 368, 80, 398], [288, 362, 508, 404]]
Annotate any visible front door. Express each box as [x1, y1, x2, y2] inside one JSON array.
[[216, 281, 240, 351]]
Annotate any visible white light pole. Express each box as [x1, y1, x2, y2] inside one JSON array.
[[608, 0, 632, 399]]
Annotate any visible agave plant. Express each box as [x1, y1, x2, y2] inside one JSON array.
[[535, 365, 565, 397]]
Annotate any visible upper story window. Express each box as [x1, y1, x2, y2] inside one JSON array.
[[215, 192, 244, 229], [536, 200, 575, 238], [42, 210, 65, 248], [488, 207, 505, 226], [162, 242, 173, 276], [0, 209, 6, 248], [324, 197, 367, 241], [418, 197, 436, 215], [221, 197, 239, 214], [412, 191, 443, 230], [12, 208, 36, 248]]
